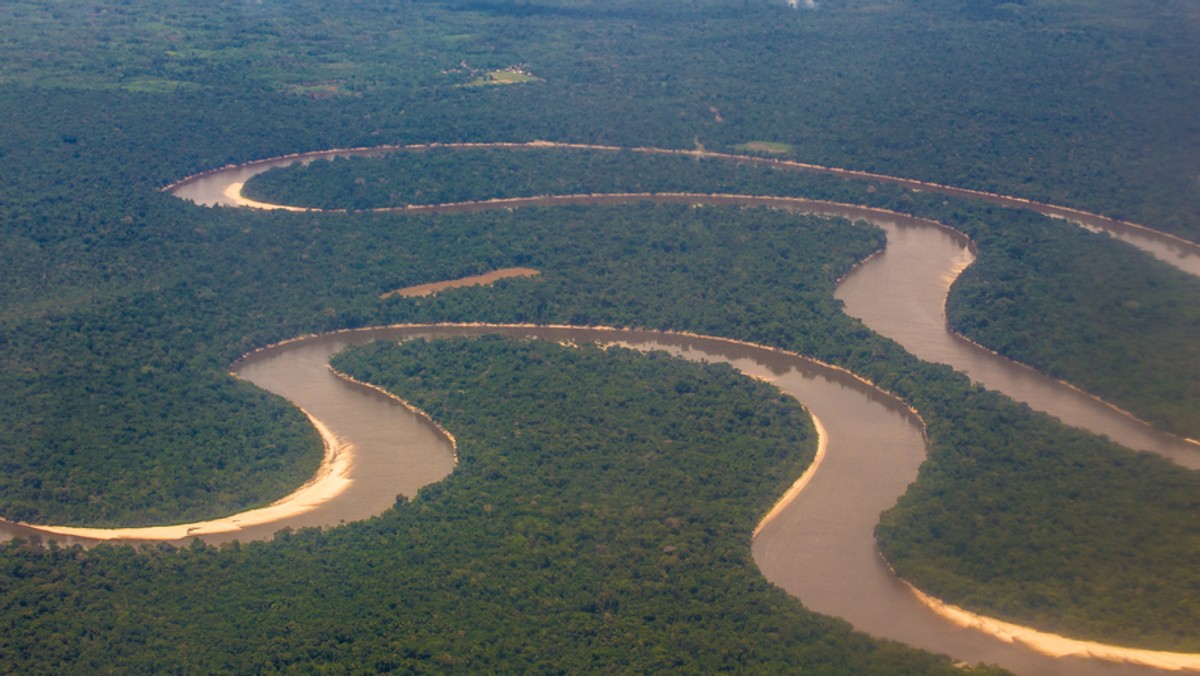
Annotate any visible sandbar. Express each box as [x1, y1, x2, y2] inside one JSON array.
[[224, 181, 309, 211], [20, 409, 353, 541], [753, 413, 827, 537], [907, 581, 1200, 672], [379, 267, 541, 299]]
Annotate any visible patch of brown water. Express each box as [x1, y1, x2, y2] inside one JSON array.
[[379, 267, 540, 299]]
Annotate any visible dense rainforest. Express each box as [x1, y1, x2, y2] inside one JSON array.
[[0, 205, 887, 525], [6, 195, 1200, 653], [247, 147, 1200, 439], [1, 0, 1198, 669], [0, 337, 994, 673]]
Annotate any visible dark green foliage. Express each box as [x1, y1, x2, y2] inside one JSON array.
[[947, 212, 1200, 438], [0, 0, 1198, 661], [1, 0, 1196, 237], [0, 361, 323, 527], [878, 395, 1200, 651], [0, 339, 981, 674], [242, 146, 894, 210], [245, 146, 1200, 438], [0, 204, 879, 524]]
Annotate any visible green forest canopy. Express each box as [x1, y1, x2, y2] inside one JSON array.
[[0, 337, 993, 674], [0, 0, 1197, 668], [246, 146, 1200, 440]]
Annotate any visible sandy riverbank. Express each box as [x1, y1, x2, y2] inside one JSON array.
[[20, 409, 353, 541], [907, 582, 1200, 672], [753, 414, 827, 538], [224, 181, 310, 211]]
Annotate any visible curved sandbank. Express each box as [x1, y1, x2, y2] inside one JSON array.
[[751, 413, 827, 539], [223, 181, 309, 211], [904, 582, 1200, 672], [17, 410, 353, 541]]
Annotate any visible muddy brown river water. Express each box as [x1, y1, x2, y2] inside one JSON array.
[[5, 144, 1198, 673]]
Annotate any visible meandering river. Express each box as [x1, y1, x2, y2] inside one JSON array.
[[5, 144, 1198, 673], [173, 142, 1200, 466]]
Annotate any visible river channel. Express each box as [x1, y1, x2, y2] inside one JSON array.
[[5, 322, 1152, 674], [4, 145, 1197, 673], [216, 325, 1200, 674], [173, 143, 1200, 467]]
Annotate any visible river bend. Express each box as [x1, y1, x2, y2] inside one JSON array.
[[5, 144, 1198, 674]]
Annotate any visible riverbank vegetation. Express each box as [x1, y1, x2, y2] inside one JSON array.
[[946, 214, 1200, 439], [0, 205, 884, 525], [877, 406, 1200, 651], [1, 0, 1198, 667], [245, 146, 1200, 439], [0, 338, 988, 674], [10, 185, 1200, 650], [359, 202, 1200, 652]]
